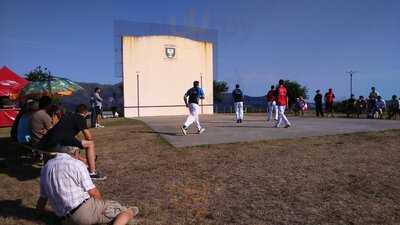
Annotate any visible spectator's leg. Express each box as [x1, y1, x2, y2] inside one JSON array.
[[82, 140, 96, 173], [113, 209, 135, 225]]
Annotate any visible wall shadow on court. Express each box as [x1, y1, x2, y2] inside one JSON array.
[[215, 125, 274, 129], [0, 199, 59, 224], [130, 130, 179, 136]]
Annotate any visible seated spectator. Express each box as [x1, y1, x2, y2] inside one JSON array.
[[29, 96, 53, 144], [356, 96, 367, 118], [47, 104, 62, 125], [294, 96, 307, 116], [38, 104, 106, 180], [11, 100, 30, 142], [374, 96, 386, 119], [17, 100, 39, 144], [293, 98, 301, 116], [36, 145, 138, 225], [346, 94, 356, 118], [387, 95, 400, 120], [298, 96, 307, 116]]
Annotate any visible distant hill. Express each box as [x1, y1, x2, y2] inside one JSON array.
[[60, 82, 123, 111]]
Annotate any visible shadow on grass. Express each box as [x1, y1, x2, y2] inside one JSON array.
[[0, 137, 41, 181], [131, 130, 179, 136], [101, 118, 144, 127], [0, 199, 59, 224]]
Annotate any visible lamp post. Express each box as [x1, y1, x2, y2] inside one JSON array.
[[346, 70, 357, 98]]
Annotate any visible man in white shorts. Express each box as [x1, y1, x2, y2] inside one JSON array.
[[232, 84, 244, 123], [181, 81, 206, 135]]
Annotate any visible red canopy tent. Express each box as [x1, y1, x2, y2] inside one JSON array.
[[0, 66, 28, 127]]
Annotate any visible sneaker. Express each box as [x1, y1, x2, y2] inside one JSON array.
[[180, 126, 187, 136], [198, 128, 206, 134], [129, 206, 139, 216], [90, 171, 107, 181], [126, 207, 140, 225], [284, 124, 291, 128], [236, 120, 240, 123]]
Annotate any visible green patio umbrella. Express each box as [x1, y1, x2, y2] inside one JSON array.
[[20, 76, 83, 98]]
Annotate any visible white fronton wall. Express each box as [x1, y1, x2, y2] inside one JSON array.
[[122, 35, 213, 117]]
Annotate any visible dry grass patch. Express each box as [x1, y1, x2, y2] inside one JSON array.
[[0, 119, 400, 225]]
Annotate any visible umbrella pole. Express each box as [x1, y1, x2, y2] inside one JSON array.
[[48, 74, 52, 97]]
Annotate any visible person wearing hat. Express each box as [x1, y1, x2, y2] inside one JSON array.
[[314, 90, 324, 117], [36, 145, 139, 225]]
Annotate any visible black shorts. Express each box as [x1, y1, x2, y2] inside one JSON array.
[[39, 137, 84, 151]]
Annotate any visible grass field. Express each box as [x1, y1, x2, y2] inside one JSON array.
[[1, 118, 400, 225]]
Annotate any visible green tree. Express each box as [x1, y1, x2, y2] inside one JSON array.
[[282, 80, 308, 109], [25, 66, 51, 81], [213, 80, 229, 103]]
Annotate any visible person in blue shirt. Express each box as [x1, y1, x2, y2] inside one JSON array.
[[16, 100, 38, 144], [232, 84, 244, 123], [181, 81, 205, 136]]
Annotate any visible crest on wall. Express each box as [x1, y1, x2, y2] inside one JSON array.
[[165, 47, 176, 59]]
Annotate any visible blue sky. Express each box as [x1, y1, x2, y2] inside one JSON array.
[[1, 0, 399, 99]]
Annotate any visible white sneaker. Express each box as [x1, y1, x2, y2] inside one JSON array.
[[198, 128, 206, 134], [96, 124, 104, 128], [181, 126, 187, 136]]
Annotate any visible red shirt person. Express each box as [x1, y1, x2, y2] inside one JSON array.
[[274, 80, 291, 128], [266, 85, 278, 121], [324, 88, 336, 117]]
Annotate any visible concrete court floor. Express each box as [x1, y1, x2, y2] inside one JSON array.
[[140, 114, 400, 148]]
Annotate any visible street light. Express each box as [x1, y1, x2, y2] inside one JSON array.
[[346, 70, 358, 98]]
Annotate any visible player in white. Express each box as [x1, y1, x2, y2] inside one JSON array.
[[232, 84, 244, 123], [181, 81, 206, 135]]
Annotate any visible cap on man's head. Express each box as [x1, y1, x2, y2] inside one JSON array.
[[270, 85, 275, 89], [236, 84, 240, 88], [193, 81, 199, 87], [278, 79, 284, 85], [316, 89, 321, 93]]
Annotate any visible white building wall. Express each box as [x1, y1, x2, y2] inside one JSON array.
[[122, 35, 214, 117]]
